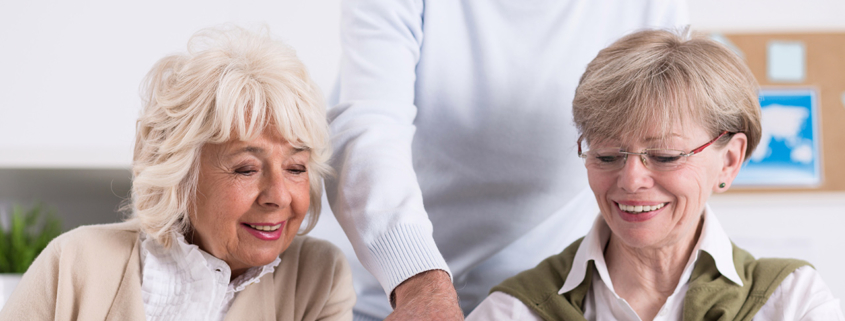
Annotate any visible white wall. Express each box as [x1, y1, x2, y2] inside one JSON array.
[[689, 0, 845, 32], [0, 0, 342, 168], [710, 192, 845, 308], [1, 0, 843, 311]]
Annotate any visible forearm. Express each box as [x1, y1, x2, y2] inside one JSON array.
[[326, 98, 453, 297], [387, 269, 464, 321], [328, 0, 451, 297]]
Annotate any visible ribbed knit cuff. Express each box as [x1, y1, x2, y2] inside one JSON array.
[[366, 224, 452, 298]]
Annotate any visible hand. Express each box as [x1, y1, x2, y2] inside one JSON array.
[[385, 269, 465, 321]]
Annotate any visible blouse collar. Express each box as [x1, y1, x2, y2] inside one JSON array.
[[139, 231, 281, 295], [559, 204, 743, 295]]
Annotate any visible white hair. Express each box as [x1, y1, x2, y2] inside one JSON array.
[[129, 26, 330, 248]]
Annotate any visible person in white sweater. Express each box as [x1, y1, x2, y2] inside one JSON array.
[[317, 1, 688, 319]]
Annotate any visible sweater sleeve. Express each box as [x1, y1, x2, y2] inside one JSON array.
[[325, 0, 451, 297], [0, 238, 60, 320]]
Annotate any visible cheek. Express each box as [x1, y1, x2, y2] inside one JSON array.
[[587, 171, 614, 196], [665, 165, 712, 217], [290, 182, 311, 218], [210, 177, 250, 206], [587, 172, 616, 216], [198, 182, 256, 229], [281, 183, 310, 246]]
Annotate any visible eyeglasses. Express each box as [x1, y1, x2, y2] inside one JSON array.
[[577, 131, 731, 171]]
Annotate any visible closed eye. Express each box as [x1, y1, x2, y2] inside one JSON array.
[[235, 168, 258, 176], [648, 155, 682, 163], [596, 155, 622, 163], [287, 165, 307, 175]]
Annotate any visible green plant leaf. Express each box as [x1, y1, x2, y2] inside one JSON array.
[[23, 204, 41, 230], [1, 202, 64, 273]]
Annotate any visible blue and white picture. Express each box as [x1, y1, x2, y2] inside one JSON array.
[[734, 89, 821, 187]]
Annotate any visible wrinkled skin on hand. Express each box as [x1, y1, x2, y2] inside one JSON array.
[[385, 270, 464, 321]]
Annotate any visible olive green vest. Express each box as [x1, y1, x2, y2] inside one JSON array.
[[491, 237, 810, 321]]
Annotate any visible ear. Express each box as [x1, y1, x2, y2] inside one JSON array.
[[714, 133, 747, 193]]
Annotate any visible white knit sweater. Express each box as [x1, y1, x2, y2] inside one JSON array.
[[319, 0, 689, 317]]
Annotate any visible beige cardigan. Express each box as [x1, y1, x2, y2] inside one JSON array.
[[0, 221, 355, 321]]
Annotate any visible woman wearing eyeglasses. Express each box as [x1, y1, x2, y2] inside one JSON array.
[[467, 29, 843, 321]]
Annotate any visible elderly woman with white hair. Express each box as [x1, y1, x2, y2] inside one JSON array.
[[0, 27, 355, 321], [467, 29, 843, 321]]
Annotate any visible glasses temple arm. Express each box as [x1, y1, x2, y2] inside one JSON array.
[[689, 130, 730, 155]]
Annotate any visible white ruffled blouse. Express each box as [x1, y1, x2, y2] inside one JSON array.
[[138, 233, 281, 321]]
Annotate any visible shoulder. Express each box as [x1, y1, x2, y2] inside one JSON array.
[[732, 245, 812, 293], [1, 222, 141, 320], [57, 221, 140, 241], [747, 256, 811, 279], [490, 238, 589, 320], [756, 266, 845, 320], [50, 221, 139, 256], [493, 237, 584, 296], [36, 221, 140, 277]]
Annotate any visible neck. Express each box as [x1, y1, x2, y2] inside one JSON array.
[[604, 216, 704, 320], [185, 228, 247, 282]]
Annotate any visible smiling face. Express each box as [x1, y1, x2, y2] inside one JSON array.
[[586, 123, 744, 250], [190, 128, 311, 277]]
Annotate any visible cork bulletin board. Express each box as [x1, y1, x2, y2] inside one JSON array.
[[723, 33, 845, 192]]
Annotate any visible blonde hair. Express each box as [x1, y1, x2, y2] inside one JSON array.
[[129, 26, 330, 247], [573, 29, 762, 158]]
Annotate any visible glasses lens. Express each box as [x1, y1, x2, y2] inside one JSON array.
[[585, 148, 625, 170], [644, 149, 686, 171]]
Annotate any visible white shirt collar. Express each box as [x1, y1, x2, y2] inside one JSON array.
[[140, 232, 282, 290], [139, 232, 281, 321], [559, 205, 742, 295]]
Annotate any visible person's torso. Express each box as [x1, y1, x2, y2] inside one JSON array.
[[411, 0, 679, 276], [348, 0, 686, 317]]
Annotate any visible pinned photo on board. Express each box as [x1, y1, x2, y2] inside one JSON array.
[[734, 88, 821, 187]]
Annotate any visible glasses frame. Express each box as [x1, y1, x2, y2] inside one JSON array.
[[577, 131, 732, 171]]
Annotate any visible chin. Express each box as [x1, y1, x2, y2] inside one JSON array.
[[244, 245, 286, 266]]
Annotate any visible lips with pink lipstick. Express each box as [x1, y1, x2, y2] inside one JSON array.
[[614, 202, 668, 222], [241, 221, 286, 240]]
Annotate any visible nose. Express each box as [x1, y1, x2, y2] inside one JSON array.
[[258, 169, 292, 209], [617, 153, 653, 193]]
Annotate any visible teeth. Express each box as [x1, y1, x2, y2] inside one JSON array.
[[247, 223, 282, 232], [618, 202, 666, 214]]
